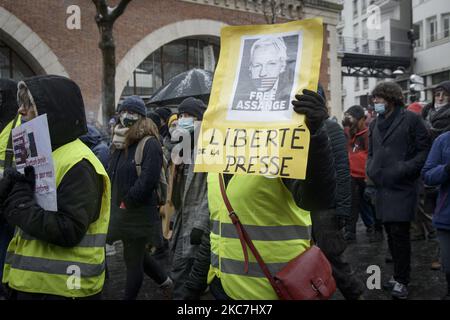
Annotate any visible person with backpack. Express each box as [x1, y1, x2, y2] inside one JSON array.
[[107, 96, 172, 300]]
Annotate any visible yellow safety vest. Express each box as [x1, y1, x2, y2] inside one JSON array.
[[2, 139, 111, 298], [0, 116, 21, 175], [207, 173, 312, 300]]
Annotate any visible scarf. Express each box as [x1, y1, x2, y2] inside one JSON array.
[[429, 104, 450, 139], [112, 124, 129, 150], [377, 106, 401, 138]]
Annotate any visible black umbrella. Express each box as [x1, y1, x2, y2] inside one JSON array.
[[147, 68, 213, 106]]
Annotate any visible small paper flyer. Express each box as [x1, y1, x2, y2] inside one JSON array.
[[11, 114, 57, 211]]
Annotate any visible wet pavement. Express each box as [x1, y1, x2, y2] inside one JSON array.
[[102, 221, 447, 300]]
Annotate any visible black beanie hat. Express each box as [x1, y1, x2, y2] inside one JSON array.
[[345, 105, 365, 120], [155, 107, 172, 122], [147, 111, 162, 128], [119, 95, 146, 117], [178, 97, 206, 120]]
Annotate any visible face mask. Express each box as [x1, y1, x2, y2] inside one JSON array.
[[178, 117, 195, 132], [252, 77, 278, 92], [374, 103, 386, 115], [120, 112, 139, 128]]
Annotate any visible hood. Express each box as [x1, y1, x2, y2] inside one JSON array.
[[431, 80, 450, 106], [435, 80, 450, 95], [22, 75, 87, 150], [0, 78, 18, 132], [79, 124, 102, 148]]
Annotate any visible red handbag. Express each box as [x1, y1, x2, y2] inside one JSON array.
[[218, 174, 336, 300]]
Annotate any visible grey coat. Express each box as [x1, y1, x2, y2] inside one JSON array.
[[171, 163, 209, 259], [367, 108, 430, 222]]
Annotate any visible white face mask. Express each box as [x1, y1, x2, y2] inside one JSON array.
[[119, 112, 139, 127]]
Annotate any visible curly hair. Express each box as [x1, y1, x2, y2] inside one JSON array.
[[371, 81, 405, 107]]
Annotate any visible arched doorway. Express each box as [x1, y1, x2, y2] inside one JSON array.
[[0, 7, 69, 78], [0, 39, 35, 80], [115, 19, 226, 104]]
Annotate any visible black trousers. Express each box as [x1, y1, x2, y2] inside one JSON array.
[[122, 237, 168, 300], [312, 209, 365, 299], [384, 222, 411, 285]]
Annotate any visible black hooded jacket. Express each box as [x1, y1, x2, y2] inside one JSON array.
[[3, 75, 103, 247], [0, 79, 18, 133]]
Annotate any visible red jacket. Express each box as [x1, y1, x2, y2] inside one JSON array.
[[347, 127, 369, 178]]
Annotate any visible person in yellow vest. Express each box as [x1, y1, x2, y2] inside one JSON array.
[[0, 78, 20, 299], [200, 89, 337, 300], [0, 75, 110, 300]]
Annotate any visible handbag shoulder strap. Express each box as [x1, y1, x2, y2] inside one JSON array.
[[218, 173, 284, 298], [134, 136, 151, 176]]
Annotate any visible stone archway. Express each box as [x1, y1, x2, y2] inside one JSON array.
[[0, 7, 69, 77], [115, 19, 226, 104]]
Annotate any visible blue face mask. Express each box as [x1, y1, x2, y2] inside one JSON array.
[[178, 117, 195, 132], [374, 103, 386, 115]]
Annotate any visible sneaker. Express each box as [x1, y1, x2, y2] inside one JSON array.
[[159, 277, 173, 300], [383, 276, 397, 291], [391, 282, 408, 300], [105, 244, 117, 256], [431, 261, 441, 270]]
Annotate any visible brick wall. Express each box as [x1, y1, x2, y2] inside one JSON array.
[[0, 0, 331, 114]]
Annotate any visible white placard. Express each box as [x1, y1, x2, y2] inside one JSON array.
[[11, 114, 57, 211]]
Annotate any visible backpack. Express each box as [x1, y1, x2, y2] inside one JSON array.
[[134, 136, 168, 206]]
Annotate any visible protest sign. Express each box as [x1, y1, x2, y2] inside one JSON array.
[[194, 18, 323, 179], [12, 114, 57, 211]]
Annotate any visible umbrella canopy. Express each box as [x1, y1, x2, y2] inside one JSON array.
[[147, 68, 213, 106]]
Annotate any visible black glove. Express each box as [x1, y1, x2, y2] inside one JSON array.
[[0, 173, 14, 204], [190, 227, 204, 245], [336, 216, 348, 230], [3, 166, 36, 220], [292, 89, 328, 134]]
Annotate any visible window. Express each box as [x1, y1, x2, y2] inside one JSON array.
[[432, 71, 450, 85], [362, 19, 368, 38], [122, 37, 220, 98], [413, 23, 422, 48], [0, 40, 35, 80], [353, 0, 358, 18], [362, 43, 369, 53], [355, 77, 360, 91], [362, 0, 367, 13], [353, 23, 359, 51], [428, 16, 437, 43], [443, 14, 450, 38], [376, 37, 385, 54], [363, 78, 369, 89]]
